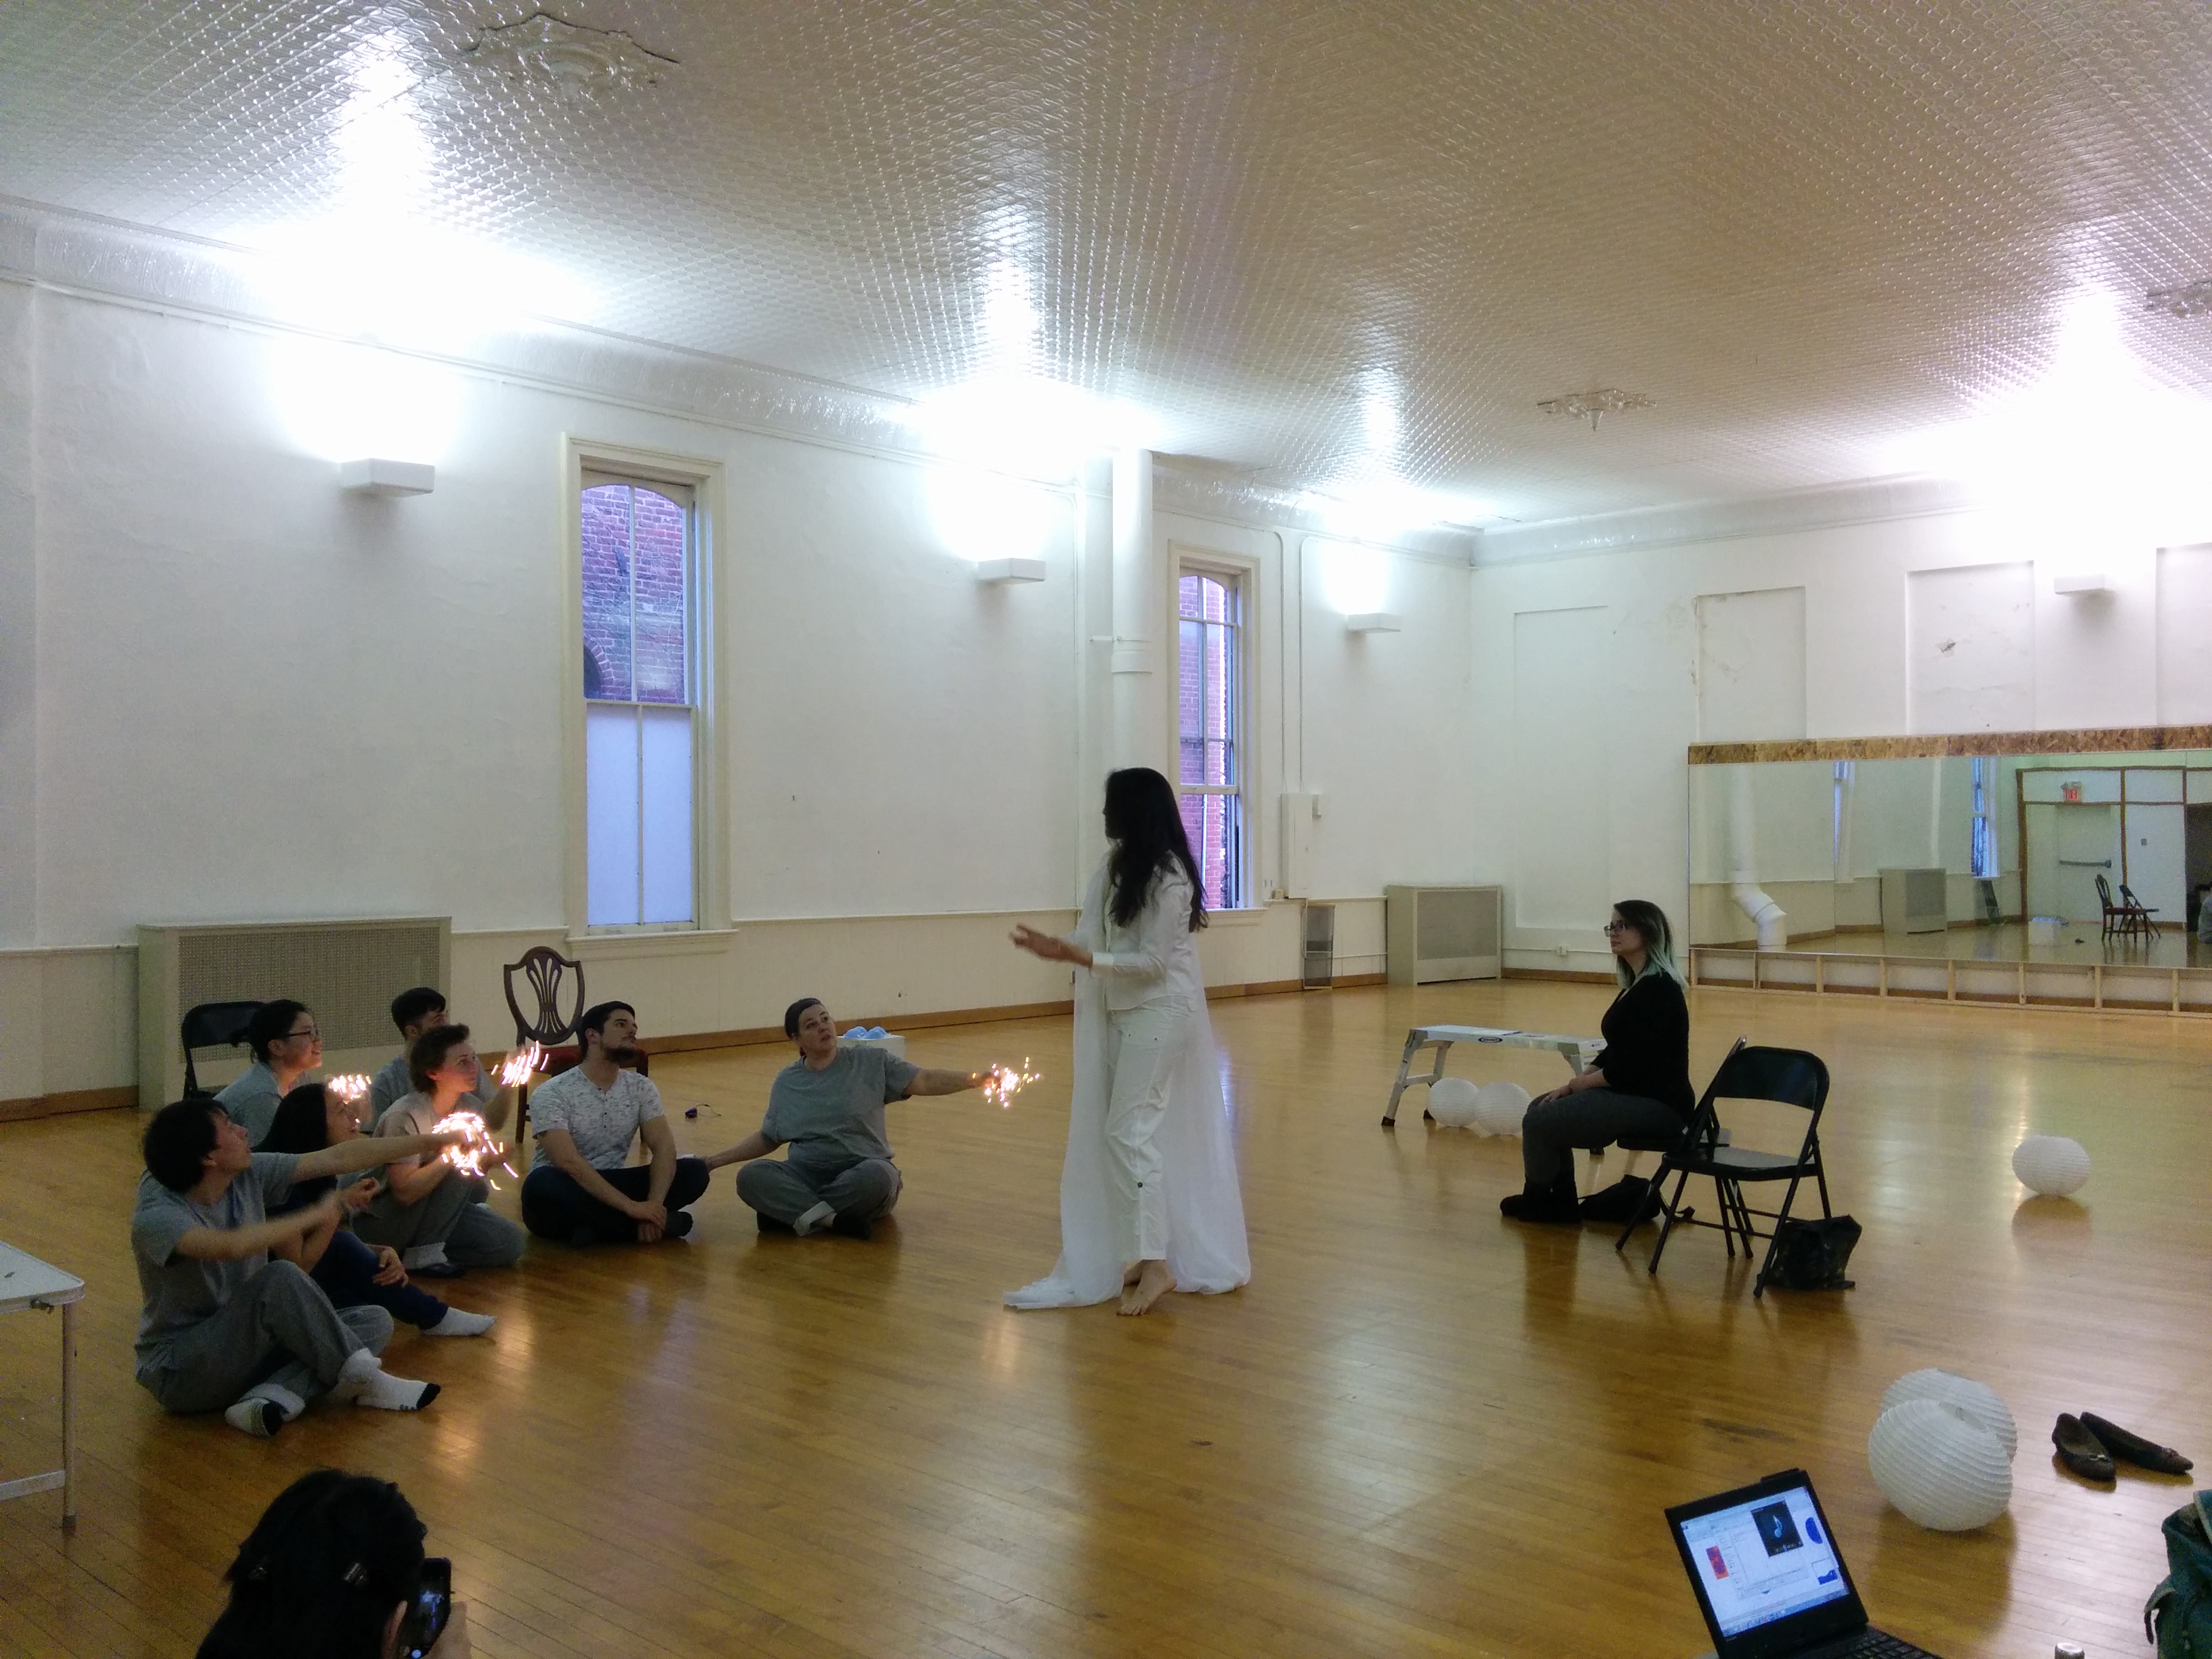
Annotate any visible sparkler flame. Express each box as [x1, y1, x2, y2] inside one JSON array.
[[433, 1109, 518, 1188], [496, 1041, 545, 1088], [982, 1058, 1040, 1109], [326, 1073, 371, 1103]]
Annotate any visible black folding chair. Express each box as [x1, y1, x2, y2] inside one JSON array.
[[1618, 1042, 1832, 1298], [180, 1000, 264, 1099]]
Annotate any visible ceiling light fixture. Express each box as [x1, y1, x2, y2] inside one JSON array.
[[2145, 280, 2212, 319], [1537, 388, 1654, 430], [462, 12, 677, 100]]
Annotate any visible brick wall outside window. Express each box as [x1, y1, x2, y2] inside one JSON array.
[[582, 482, 687, 701]]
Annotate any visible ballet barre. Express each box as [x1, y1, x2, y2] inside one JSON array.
[[1382, 1025, 1599, 1127]]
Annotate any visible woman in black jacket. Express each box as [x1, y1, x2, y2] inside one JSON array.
[[1501, 899, 1694, 1224]]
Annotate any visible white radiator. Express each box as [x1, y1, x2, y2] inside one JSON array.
[[1879, 868, 1948, 937], [1385, 885, 1503, 985], [137, 917, 451, 1108]]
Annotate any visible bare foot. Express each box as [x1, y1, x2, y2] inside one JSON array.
[[1118, 1259, 1174, 1316]]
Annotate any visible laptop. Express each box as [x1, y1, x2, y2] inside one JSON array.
[[1666, 1469, 1943, 1659]]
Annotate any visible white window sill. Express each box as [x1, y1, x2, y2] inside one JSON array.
[[1206, 907, 1270, 928], [566, 928, 736, 958]]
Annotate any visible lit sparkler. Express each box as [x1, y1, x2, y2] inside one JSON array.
[[982, 1059, 1040, 1109], [433, 1109, 518, 1187], [496, 1041, 545, 1089], [327, 1073, 371, 1103]]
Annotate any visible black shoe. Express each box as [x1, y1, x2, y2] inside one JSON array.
[[665, 1210, 695, 1240], [410, 1259, 467, 1279], [1500, 1179, 1581, 1225], [2052, 1413, 2116, 1482], [830, 1210, 875, 1241], [756, 1212, 796, 1235], [2080, 1412, 2193, 1475]]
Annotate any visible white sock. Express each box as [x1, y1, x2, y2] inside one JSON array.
[[423, 1307, 495, 1338], [402, 1242, 449, 1269], [224, 1397, 284, 1437], [354, 1366, 441, 1411], [794, 1200, 836, 1235], [328, 1347, 384, 1405]]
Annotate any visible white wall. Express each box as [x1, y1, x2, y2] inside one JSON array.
[[0, 284, 1472, 1104], [1474, 511, 2212, 973]]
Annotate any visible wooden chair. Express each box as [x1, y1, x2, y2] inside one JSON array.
[[503, 947, 586, 1140]]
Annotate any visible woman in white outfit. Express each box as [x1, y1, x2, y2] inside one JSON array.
[[1007, 767, 1251, 1315]]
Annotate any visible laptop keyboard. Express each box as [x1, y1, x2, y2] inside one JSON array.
[[1821, 1631, 1939, 1659]]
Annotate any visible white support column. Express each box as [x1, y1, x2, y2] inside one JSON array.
[[1109, 448, 1168, 774]]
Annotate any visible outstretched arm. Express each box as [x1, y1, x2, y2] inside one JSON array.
[[173, 1191, 345, 1262], [903, 1068, 985, 1098], [701, 1129, 778, 1171], [295, 1130, 462, 1183]]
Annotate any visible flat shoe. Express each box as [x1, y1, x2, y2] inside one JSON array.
[[1500, 1189, 1581, 1225], [409, 1260, 466, 1279], [2080, 1412, 2193, 1475], [2051, 1413, 2116, 1483]]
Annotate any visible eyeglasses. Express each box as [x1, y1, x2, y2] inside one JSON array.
[[1602, 922, 1631, 935], [282, 1027, 321, 1042]]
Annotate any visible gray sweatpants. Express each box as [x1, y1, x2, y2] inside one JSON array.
[[138, 1260, 390, 1415], [356, 1172, 527, 1266], [737, 1155, 901, 1227], [1521, 1088, 1687, 1189]]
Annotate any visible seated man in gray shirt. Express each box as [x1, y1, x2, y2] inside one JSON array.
[[702, 998, 986, 1240], [367, 986, 507, 1122], [131, 1096, 464, 1437]]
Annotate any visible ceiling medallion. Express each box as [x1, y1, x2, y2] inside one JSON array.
[[1536, 388, 1654, 430], [2145, 280, 2212, 320], [464, 11, 677, 100]]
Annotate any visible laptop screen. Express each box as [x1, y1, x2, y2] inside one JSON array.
[[1675, 1479, 1853, 1639]]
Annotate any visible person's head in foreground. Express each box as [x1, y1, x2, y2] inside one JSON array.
[[1100, 766, 1207, 930], [197, 1469, 467, 1659], [1606, 899, 1683, 987], [577, 1000, 640, 1067], [388, 987, 451, 1045], [144, 1097, 252, 1193], [784, 997, 836, 1061]]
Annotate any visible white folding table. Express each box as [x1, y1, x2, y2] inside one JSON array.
[[1382, 1023, 1599, 1126], [0, 1241, 83, 1527]]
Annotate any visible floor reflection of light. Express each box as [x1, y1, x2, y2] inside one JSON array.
[[980, 1315, 1024, 1382]]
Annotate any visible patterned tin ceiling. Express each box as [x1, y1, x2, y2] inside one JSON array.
[[5, 0, 2212, 520]]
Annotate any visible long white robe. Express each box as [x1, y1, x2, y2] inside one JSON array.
[[1004, 861, 1252, 1308]]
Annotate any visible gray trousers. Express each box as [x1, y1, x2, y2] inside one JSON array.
[[138, 1261, 390, 1415], [1521, 1088, 1687, 1189], [356, 1172, 527, 1266], [737, 1156, 901, 1227]]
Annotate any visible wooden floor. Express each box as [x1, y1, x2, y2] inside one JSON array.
[[2, 981, 2206, 1658]]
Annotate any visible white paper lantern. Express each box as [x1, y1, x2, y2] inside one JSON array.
[[1868, 1399, 2011, 1530], [1472, 1080, 1533, 1137], [2011, 1134, 2091, 1197], [1427, 1076, 1482, 1128], [1878, 1368, 2018, 1460]]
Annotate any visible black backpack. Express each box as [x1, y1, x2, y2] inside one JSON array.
[[1760, 1214, 1860, 1290]]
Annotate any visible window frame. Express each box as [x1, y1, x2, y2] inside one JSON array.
[[561, 436, 727, 939], [1170, 554, 1255, 913]]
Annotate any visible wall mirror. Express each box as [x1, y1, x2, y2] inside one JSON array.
[[1685, 726, 2212, 1008]]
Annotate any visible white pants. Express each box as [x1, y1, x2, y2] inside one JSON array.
[[1103, 998, 1191, 1263]]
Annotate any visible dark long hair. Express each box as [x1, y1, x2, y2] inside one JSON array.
[[197, 1470, 426, 1659], [1103, 767, 1207, 932], [258, 1084, 338, 1208], [1610, 899, 1684, 989]]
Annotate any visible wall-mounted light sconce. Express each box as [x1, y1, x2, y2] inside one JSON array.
[[975, 557, 1047, 584], [2053, 573, 2108, 595], [1345, 612, 1401, 634], [340, 458, 435, 496]]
